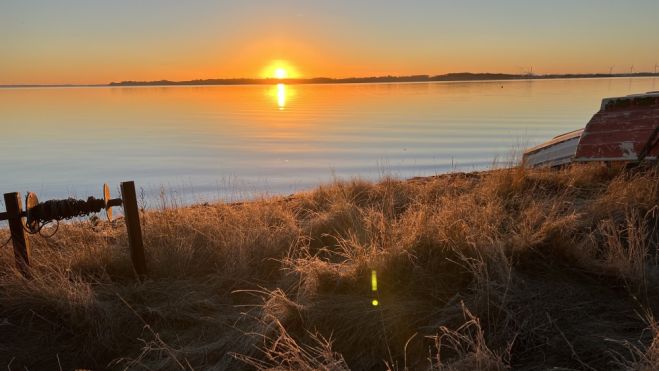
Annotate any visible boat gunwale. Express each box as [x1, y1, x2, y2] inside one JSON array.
[[523, 129, 583, 156]]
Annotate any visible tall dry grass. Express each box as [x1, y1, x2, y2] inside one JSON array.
[[0, 163, 657, 370]]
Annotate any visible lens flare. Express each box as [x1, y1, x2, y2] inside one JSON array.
[[371, 270, 379, 306]]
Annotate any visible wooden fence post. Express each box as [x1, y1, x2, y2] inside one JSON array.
[[120, 181, 147, 280], [3, 192, 31, 277]]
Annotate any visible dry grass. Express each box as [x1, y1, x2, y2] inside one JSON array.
[[1, 163, 658, 370]]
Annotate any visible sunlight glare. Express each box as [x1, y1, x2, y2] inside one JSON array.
[[277, 83, 286, 109], [275, 68, 287, 79], [267, 83, 295, 110], [262, 60, 300, 79]]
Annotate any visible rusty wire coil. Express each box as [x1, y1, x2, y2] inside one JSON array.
[[22, 185, 121, 236], [30, 197, 106, 224]]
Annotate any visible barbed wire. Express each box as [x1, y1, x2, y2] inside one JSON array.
[[2, 194, 115, 249], [38, 221, 59, 239], [23, 218, 60, 237], [32, 197, 105, 224], [0, 220, 60, 251], [22, 196, 105, 240]]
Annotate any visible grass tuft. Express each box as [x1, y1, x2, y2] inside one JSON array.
[[1, 163, 658, 370]]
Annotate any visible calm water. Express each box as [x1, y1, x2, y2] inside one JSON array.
[[1, 77, 658, 205]]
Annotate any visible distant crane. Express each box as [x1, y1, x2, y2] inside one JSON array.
[[609, 65, 615, 75], [630, 65, 635, 74]]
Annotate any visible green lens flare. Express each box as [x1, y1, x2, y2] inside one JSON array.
[[371, 270, 379, 306]]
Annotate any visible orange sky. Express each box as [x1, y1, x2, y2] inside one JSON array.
[[1, 1, 658, 85]]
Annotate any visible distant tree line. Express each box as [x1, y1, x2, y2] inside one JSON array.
[[108, 72, 659, 87]]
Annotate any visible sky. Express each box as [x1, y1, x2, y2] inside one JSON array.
[[1, 0, 658, 85]]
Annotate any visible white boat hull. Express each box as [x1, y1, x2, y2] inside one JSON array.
[[523, 129, 583, 168]]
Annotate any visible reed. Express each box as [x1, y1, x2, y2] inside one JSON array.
[[0, 163, 657, 370]]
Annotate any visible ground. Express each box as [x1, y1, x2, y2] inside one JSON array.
[[0, 163, 657, 370]]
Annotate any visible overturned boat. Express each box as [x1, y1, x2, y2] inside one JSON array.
[[523, 91, 659, 168]]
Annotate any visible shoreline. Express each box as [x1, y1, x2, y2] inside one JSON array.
[[0, 170, 489, 230], [2, 72, 658, 89]]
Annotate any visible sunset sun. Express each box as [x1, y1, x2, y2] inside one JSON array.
[[262, 60, 299, 79], [274, 68, 287, 79]]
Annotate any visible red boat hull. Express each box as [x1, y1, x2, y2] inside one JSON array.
[[574, 93, 659, 162]]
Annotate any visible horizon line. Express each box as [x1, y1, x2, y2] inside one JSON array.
[[2, 71, 659, 88]]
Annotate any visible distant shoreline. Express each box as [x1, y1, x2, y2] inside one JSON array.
[[2, 72, 659, 88]]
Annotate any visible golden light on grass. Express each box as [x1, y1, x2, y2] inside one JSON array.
[[3, 163, 657, 369]]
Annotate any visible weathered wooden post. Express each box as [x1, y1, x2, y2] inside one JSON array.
[[3, 192, 31, 277], [120, 181, 147, 279]]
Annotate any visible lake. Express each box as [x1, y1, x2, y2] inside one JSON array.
[[1, 77, 658, 206]]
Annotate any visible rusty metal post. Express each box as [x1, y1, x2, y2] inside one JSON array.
[[3, 192, 31, 277], [120, 181, 147, 279]]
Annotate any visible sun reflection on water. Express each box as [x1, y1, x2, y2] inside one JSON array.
[[268, 83, 295, 110], [277, 83, 286, 109]]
